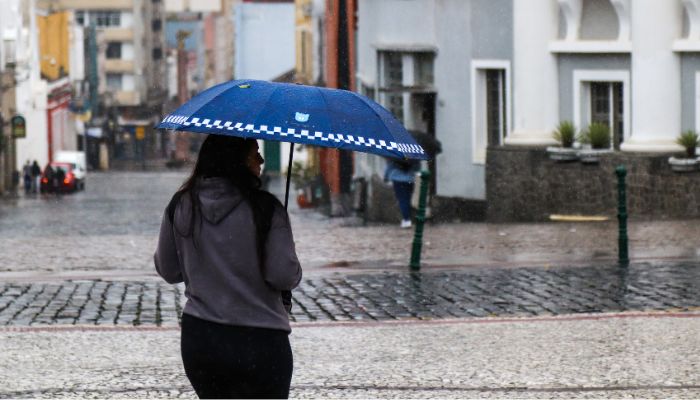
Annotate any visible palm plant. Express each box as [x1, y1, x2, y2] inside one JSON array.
[[676, 130, 699, 158], [580, 123, 611, 150], [552, 121, 576, 148]]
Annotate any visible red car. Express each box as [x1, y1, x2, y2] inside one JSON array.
[[41, 162, 78, 193]]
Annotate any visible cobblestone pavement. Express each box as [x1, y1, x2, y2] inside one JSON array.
[[0, 262, 698, 326], [2, 171, 700, 279], [0, 314, 698, 398], [2, 171, 700, 398]]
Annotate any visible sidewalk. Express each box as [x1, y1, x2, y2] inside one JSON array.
[[1, 313, 698, 398]]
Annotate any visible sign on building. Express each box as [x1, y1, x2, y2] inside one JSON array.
[[11, 115, 26, 138]]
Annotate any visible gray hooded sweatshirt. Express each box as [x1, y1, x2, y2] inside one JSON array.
[[154, 177, 302, 332]]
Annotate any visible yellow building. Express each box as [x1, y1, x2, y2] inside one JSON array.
[[37, 11, 71, 81], [295, 0, 314, 85]]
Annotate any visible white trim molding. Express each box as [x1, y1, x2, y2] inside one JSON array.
[[572, 69, 630, 147], [695, 70, 700, 134], [550, 40, 632, 53], [610, 0, 631, 41], [673, 40, 700, 52], [558, 0, 582, 41], [470, 59, 511, 165], [553, 0, 631, 53], [674, 0, 700, 51], [683, 0, 700, 40]]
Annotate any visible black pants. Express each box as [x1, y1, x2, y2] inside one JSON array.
[[181, 313, 293, 399]]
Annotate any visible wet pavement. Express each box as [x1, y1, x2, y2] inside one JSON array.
[[1, 171, 700, 398], [0, 262, 698, 326], [2, 171, 700, 278]]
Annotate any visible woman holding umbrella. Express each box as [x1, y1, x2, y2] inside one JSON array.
[[154, 134, 302, 399]]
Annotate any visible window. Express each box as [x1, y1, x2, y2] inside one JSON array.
[[387, 94, 404, 123], [486, 70, 506, 147], [471, 60, 511, 164], [377, 50, 436, 125], [590, 81, 624, 149], [573, 70, 630, 151], [106, 42, 121, 59], [106, 73, 122, 90], [152, 47, 163, 60], [383, 52, 403, 87], [152, 19, 162, 31], [76, 11, 85, 26], [77, 11, 121, 27], [415, 53, 434, 86]]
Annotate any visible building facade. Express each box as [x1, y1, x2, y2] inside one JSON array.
[[41, 0, 167, 164], [234, 0, 296, 174], [354, 0, 698, 222]]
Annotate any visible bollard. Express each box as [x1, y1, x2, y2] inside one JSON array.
[[410, 170, 431, 270], [615, 165, 629, 266]]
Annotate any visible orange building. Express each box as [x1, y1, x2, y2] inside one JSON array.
[[37, 11, 71, 81], [37, 10, 74, 162], [321, 0, 356, 214]]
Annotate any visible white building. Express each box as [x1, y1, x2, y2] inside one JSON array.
[[6, 0, 61, 170], [355, 0, 692, 220], [234, 1, 297, 174], [234, 1, 295, 82]]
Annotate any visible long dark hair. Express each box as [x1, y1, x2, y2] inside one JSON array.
[[171, 134, 278, 259]]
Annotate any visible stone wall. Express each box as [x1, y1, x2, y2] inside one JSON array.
[[486, 146, 699, 222], [362, 175, 487, 223]]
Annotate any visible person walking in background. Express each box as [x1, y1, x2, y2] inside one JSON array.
[[22, 160, 32, 194], [385, 157, 420, 228], [154, 135, 302, 399], [11, 169, 20, 196], [31, 161, 41, 193], [53, 166, 65, 194], [39, 163, 54, 192], [43, 163, 54, 194]]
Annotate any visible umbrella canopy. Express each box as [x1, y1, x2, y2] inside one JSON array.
[[157, 79, 429, 160]]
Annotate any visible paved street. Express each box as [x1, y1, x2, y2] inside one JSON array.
[[1, 171, 700, 398], [0, 262, 699, 326], [2, 171, 700, 279]]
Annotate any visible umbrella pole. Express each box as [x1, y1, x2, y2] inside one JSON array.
[[284, 143, 295, 209]]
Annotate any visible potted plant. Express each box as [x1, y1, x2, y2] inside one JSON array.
[[546, 121, 579, 161], [291, 160, 318, 208], [578, 122, 612, 163], [669, 130, 700, 172]]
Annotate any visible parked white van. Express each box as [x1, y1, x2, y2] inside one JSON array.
[[54, 151, 87, 190]]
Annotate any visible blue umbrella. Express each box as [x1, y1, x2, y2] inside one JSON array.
[[157, 79, 429, 207]]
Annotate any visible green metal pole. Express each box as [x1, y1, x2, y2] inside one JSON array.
[[410, 170, 431, 270], [615, 165, 629, 266]]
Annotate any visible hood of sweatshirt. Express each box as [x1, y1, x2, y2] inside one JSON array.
[[174, 177, 243, 234], [197, 177, 243, 224]]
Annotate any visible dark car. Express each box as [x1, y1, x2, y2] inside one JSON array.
[[41, 162, 78, 193]]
